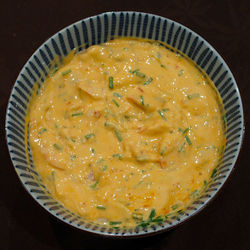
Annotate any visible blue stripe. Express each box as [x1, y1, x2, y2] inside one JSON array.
[[39, 49, 50, 66], [44, 44, 54, 60], [142, 15, 148, 38], [118, 13, 124, 37], [188, 37, 198, 58], [136, 13, 142, 37], [8, 142, 25, 153], [104, 14, 109, 42], [7, 126, 24, 140], [177, 29, 186, 50], [13, 88, 28, 104], [73, 25, 81, 51], [10, 101, 26, 116], [224, 97, 238, 110], [81, 21, 89, 49], [97, 16, 102, 44], [167, 22, 174, 45], [7, 121, 24, 134], [161, 20, 168, 42], [155, 18, 161, 41], [148, 16, 155, 39], [8, 108, 25, 123], [111, 13, 116, 38], [89, 18, 96, 45], [51, 38, 61, 56], [192, 41, 203, 60], [183, 32, 191, 54], [211, 63, 223, 81], [172, 27, 181, 48], [124, 13, 129, 37], [66, 29, 75, 50], [130, 13, 135, 36], [201, 51, 213, 69], [219, 78, 232, 93]]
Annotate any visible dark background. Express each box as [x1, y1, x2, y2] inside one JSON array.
[[1, 0, 249, 249]]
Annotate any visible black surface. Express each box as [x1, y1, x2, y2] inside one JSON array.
[[1, 0, 250, 249]]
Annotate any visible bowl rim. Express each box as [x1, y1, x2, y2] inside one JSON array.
[[5, 11, 245, 238]]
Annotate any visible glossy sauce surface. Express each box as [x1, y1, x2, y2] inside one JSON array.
[[27, 38, 225, 227]]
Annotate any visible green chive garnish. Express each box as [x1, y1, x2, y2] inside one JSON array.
[[144, 77, 153, 85], [178, 142, 186, 152], [71, 112, 83, 117], [112, 99, 120, 107], [161, 64, 166, 68], [103, 165, 108, 171], [108, 76, 114, 89], [187, 93, 200, 99], [53, 144, 62, 151], [211, 169, 217, 178], [113, 92, 122, 98], [62, 69, 72, 76], [130, 69, 145, 78], [85, 133, 95, 140], [114, 129, 122, 142], [178, 69, 184, 76], [109, 221, 122, 225], [151, 216, 163, 223], [185, 135, 192, 145], [96, 205, 106, 210], [149, 209, 156, 220], [140, 95, 144, 106], [182, 127, 189, 134], [91, 148, 95, 154], [171, 204, 180, 210], [112, 154, 123, 160], [90, 181, 98, 189], [160, 147, 167, 156], [132, 213, 143, 221], [39, 128, 47, 134], [157, 110, 166, 120]]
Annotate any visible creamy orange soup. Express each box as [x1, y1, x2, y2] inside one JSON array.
[[27, 38, 225, 227]]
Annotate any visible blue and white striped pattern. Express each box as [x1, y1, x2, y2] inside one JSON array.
[[5, 12, 244, 237]]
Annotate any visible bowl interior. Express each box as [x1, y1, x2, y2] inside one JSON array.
[[5, 11, 244, 237]]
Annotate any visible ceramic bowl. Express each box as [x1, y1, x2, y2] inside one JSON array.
[[5, 11, 244, 237]]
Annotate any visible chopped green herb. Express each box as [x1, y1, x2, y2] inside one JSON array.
[[185, 135, 192, 145], [151, 216, 163, 223], [113, 92, 123, 98], [204, 180, 208, 189], [71, 112, 83, 117], [178, 142, 186, 152], [149, 209, 156, 220], [171, 204, 180, 210], [51, 171, 56, 181], [109, 221, 122, 225], [114, 129, 122, 142], [132, 213, 143, 221], [141, 169, 146, 174], [53, 144, 62, 151], [156, 52, 161, 58], [124, 114, 130, 120], [112, 99, 120, 107], [112, 154, 123, 160], [160, 147, 167, 156], [103, 165, 108, 171], [90, 181, 98, 189], [62, 69, 72, 76], [96, 205, 106, 210], [162, 108, 169, 112], [137, 222, 150, 228], [85, 133, 95, 140], [187, 93, 200, 99], [178, 69, 184, 76], [39, 128, 47, 134], [91, 148, 95, 154], [109, 76, 114, 89], [144, 77, 153, 85], [161, 64, 166, 68], [130, 69, 145, 78], [157, 110, 167, 120], [182, 127, 189, 134], [211, 169, 217, 178], [49, 66, 58, 76], [71, 155, 76, 161], [140, 95, 144, 106], [190, 189, 199, 199]]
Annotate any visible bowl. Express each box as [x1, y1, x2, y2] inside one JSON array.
[[5, 11, 244, 237]]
